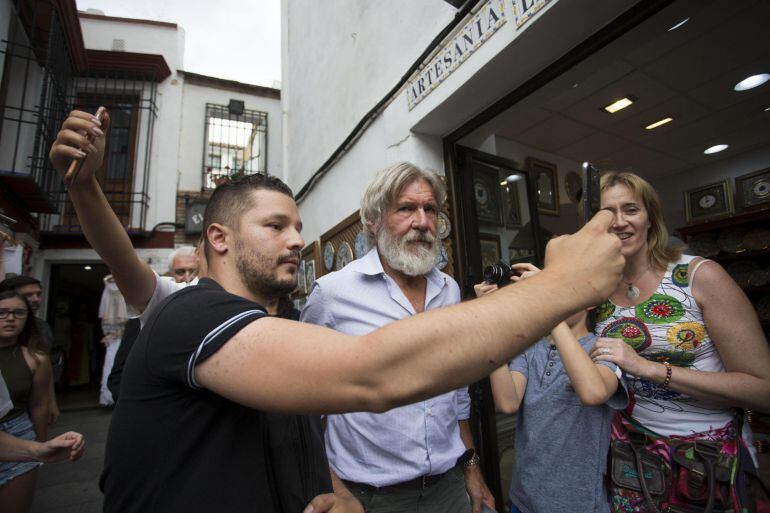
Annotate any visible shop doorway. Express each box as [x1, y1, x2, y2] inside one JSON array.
[[46, 263, 110, 409]]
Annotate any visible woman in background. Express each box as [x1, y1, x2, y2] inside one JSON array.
[[0, 290, 53, 513]]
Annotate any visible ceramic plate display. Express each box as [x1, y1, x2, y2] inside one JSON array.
[[725, 260, 760, 288], [717, 228, 747, 254], [354, 230, 369, 259], [688, 233, 719, 257], [437, 212, 451, 240], [437, 244, 448, 270], [323, 241, 335, 271], [297, 260, 306, 294], [743, 228, 770, 252], [304, 260, 316, 292], [335, 242, 353, 270]]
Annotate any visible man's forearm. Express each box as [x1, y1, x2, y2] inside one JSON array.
[[358, 268, 587, 411], [68, 177, 156, 310], [197, 212, 624, 415]]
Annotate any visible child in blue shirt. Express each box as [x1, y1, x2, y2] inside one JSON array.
[[476, 264, 627, 513]]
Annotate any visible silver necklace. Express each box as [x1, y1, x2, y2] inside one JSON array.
[[622, 265, 649, 301]]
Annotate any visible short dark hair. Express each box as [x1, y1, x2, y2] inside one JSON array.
[[0, 275, 41, 293], [202, 173, 294, 259]]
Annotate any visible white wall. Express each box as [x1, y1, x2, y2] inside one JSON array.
[[77, 16, 186, 232], [284, 0, 639, 243], [79, 16, 183, 70], [177, 81, 282, 190], [281, 0, 456, 188]]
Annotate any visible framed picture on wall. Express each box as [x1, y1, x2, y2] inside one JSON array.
[[478, 233, 502, 269], [735, 167, 770, 211], [684, 180, 733, 223], [529, 158, 559, 216], [473, 163, 504, 226]]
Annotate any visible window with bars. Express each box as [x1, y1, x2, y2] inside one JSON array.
[[203, 103, 267, 189]]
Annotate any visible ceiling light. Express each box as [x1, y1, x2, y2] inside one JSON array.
[[506, 174, 523, 183], [733, 73, 770, 91], [667, 17, 690, 31], [765, 106, 770, 112], [84, 265, 92, 270], [603, 96, 636, 113], [645, 117, 673, 130], [704, 144, 728, 155], [500, 181, 507, 187]]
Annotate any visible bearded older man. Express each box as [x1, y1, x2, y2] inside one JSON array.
[[301, 163, 495, 513]]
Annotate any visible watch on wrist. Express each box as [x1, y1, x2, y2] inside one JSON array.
[[459, 448, 480, 468]]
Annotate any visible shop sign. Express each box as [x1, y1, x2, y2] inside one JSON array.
[[512, 0, 552, 29], [406, 0, 506, 111]]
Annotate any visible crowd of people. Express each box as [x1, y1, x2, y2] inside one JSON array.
[[0, 107, 767, 513]]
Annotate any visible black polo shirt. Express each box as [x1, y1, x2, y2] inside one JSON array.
[[101, 278, 278, 512]]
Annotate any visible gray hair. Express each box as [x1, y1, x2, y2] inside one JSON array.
[[360, 162, 447, 246], [168, 245, 197, 272]]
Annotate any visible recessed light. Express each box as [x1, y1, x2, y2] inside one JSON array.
[[645, 117, 673, 130], [734, 73, 770, 91], [84, 265, 92, 270], [704, 144, 728, 155], [667, 17, 690, 31], [603, 96, 636, 114]]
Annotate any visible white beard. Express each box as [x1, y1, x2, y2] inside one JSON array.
[[377, 226, 439, 277]]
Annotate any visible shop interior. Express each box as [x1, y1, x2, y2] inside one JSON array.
[[454, 0, 770, 499]]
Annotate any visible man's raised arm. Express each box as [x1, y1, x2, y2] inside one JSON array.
[[49, 110, 157, 311], [196, 211, 624, 415]]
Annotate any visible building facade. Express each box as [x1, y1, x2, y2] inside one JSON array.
[[0, 0, 281, 389], [283, 0, 770, 504]]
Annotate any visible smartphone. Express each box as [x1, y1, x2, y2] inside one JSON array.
[[65, 106, 107, 186], [581, 161, 600, 224]]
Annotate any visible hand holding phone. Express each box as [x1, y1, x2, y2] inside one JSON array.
[[64, 106, 107, 187]]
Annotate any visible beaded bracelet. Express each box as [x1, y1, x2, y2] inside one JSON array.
[[662, 361, 672, 389]]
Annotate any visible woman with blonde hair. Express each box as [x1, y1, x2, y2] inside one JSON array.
[[590, 171, 770, 512]]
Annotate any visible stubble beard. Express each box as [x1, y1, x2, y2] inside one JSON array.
[[234, 239, 299, 300]]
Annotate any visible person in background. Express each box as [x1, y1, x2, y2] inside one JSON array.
[[107, 243, 202, 402], [167, 246, 198, 283], [302, 163, 494, 513], [0, 277, 58, 425], [591, 171, 770, 512], [0, 290, 53, 513], [476, 264, 627, 513], [98, 275, 128, 406]]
